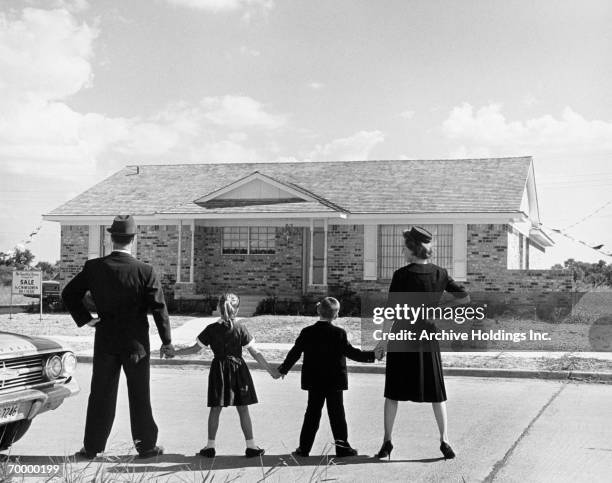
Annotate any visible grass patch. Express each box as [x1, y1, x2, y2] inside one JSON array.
[[0, 285, 34, 305]]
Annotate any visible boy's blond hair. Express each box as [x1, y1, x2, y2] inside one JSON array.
[[317, 296, 340, 320]]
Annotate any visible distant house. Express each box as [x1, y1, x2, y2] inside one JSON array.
[[45, 157, 571, 312]]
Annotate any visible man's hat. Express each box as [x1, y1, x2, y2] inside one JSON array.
[[403, 226, 432, 244], [107, 215, 137, 235]]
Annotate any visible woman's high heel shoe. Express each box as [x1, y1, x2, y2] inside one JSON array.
[[440, 442, 455, 459], [375, 440, 393, 460]]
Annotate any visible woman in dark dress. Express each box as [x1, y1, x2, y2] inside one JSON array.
[[375, 226, 470, 460]]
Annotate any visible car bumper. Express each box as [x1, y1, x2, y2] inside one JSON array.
[[0, 378, 80, 424]]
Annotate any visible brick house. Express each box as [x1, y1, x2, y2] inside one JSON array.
[[44, 157, 571, 312]]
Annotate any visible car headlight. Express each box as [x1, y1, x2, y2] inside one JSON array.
[[61, 352, 77, 376], [44, 355, 63, 380]]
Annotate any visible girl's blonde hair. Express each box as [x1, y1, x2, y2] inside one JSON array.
[[218, 293, 240, 328]]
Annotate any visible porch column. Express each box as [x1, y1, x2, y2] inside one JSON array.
[[176, 221, 182, 283], [190, 219, 195, 283]]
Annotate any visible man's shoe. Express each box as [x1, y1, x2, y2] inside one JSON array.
[[76, 447, 98, 460], [245, 447, 265, 458], [198, 447, 216, 458], [292, 447, 309, 458], [138, 446, 164, 458], [335, 441, 358, 457]]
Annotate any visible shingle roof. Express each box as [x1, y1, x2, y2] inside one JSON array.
[[47, 157, 533, 216]]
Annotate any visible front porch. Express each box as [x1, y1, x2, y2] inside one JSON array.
[[170, 217, 339, 312]]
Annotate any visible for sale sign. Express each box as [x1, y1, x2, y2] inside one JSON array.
[[12, 271, 42, 296]]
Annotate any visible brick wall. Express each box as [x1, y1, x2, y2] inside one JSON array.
[[58, 222, 571, 304], [464, 224, 572, 296], [193, 226, 304, 296], [136, 225, 179, 289], [59, 225, 89, 288]]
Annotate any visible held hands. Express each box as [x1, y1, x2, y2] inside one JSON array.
[[160, 343, 176, 359], [269, 365, 285, 380], [374, 341, 387, 361]]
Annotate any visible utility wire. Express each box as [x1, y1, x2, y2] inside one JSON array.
[[562, 199, 612, 231]]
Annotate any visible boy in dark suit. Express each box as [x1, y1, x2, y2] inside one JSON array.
[[278, 297, 379, 457]]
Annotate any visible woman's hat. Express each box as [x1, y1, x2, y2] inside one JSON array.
[[403, 226, 432, 244], [107, 215, 137, 235]]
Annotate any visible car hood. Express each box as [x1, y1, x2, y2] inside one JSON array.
[[0, 331, 67, 358]]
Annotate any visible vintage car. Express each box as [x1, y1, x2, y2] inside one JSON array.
[[0, 331, 79, 450]]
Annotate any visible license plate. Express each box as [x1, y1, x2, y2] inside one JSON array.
[[0, 402, 29, 423]]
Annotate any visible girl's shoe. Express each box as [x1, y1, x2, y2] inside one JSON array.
[[199, 447, 216, 458], [245, 447, 265, 458], [440, 442, 456, 459], [375, 440, 393, 460]]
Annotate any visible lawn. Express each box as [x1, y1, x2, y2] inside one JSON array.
[[0, 284, 35, 305], [0, 312, 195, 338], [1, 312, 610, 373]]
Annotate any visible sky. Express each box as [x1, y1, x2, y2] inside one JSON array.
[[0, 0, 611, 266]]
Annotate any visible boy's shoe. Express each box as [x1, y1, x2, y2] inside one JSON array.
[[335, 441, 358, 457], [198, 447, 216, 458], [292, 447, 310, 457], [245, 447, 265, 457], [75, 447, 98, 460], [138, 445, 164, 458]]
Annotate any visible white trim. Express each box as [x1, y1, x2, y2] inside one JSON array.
[[344, 212, 528, 223], [196, 338, 206, 348], [452, 224, 467, 281], [363, 224, 378, 280], [160, 212, 347, 220], [529, 227, 554, 247], [525, 159, 541, 224], [194, 172, 320, 204], [87, 225, 100, 260], [43, 211, 520, 224]]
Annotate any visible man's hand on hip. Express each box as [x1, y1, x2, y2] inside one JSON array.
[[160, 343, 175, 359]]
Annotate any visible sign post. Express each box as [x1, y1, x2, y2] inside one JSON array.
[[12, 270, 43, 321]]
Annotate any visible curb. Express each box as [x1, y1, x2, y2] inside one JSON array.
[[75, 356, 612, 384]]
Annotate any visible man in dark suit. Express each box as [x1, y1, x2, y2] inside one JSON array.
[[62, 215, 175, 459], [278, 297, 380, 457]]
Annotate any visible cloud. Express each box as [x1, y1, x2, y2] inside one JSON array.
[[164, 0, 273, 14], [308, 130, 385, 161], [308, 82, 324, 90], [399, 109, 415, 120], [201, 95, 286, 130], [442, 103, 612, 158], [0, 8, 97, 101], [239, 45, 261, 56]]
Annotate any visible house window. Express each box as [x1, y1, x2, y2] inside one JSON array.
[[378, 224, 453, 279], [249, 227, 276, 254], [222, 227, 276, 255]]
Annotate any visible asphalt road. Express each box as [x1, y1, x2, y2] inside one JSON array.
[[5, 364, 612, 482]]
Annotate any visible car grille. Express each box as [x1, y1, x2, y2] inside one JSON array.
[[0, 355, 45, 390]]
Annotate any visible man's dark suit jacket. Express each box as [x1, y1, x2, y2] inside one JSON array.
[[278, 320, 375, 391], [62, 251, 171, 356]]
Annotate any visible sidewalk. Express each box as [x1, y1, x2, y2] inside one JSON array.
[[47, 316, 612, 383]]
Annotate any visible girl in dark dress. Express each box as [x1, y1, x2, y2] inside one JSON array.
[[375, 227, 470, 461], [175, 293, 280, 458]]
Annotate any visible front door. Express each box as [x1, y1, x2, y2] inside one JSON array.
[[303, 226, 326, 291]]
